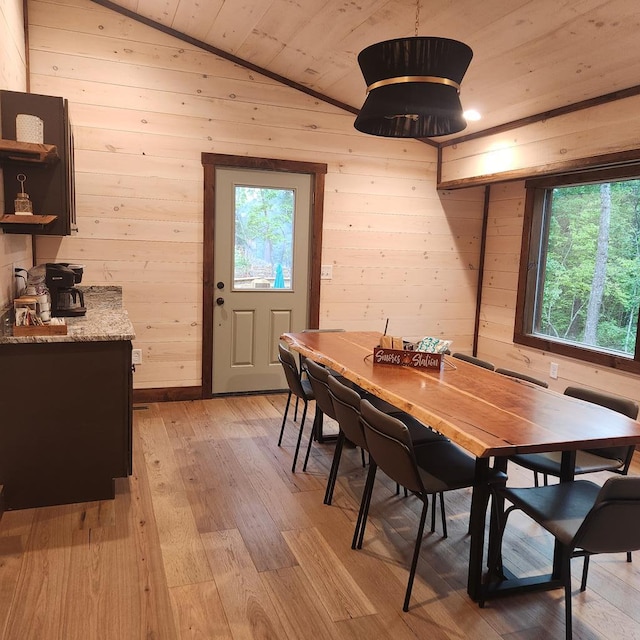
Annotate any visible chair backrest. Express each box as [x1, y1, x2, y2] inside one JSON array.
[[495, 367, 549, 388], [327, 375, 368, 449], [304, 359, 337, 420], [359, 399, 424, 494], [564, 386, 639, 465], [452, 352, 495, 371], [278, 343, 309, 401], [575, 476, 640, 554]]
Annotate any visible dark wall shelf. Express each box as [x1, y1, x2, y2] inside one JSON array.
[[0, 139, 59, 163], [0, 90, 76, 236], [0, 214, 58, 233]]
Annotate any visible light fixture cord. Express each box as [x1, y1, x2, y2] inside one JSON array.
[[415, 0, 420, 37]]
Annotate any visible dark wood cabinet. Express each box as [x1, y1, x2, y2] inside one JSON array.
[[0, 90, 76, 235], [0, 340, 132, 509]]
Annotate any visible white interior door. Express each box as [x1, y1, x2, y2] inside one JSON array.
[[212, 167, 311, 394]]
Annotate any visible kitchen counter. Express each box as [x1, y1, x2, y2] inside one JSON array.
[[0, 285, 135, 343], [0, 284, 134, 510]]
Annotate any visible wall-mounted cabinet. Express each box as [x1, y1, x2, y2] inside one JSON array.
[[0, 90, 76, 236]]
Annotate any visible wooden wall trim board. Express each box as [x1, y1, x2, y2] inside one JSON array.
[[133, 386, 202, 404], [439, 147, 640, 190], [472, 185, 490, 356], [201, 153, 327, 399]]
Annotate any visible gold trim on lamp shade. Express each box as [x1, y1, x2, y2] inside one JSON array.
[[367, 75, 461, 93]]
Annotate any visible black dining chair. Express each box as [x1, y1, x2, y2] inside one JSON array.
[[451, 352, 495, 371], [495, 367, 549, 388], [510, 387, 638, 484], [487, 476, 640, 640], [277, 343, 316, 472], [297, 329, 345, 425], [325, 374, 449, 518], [355, 398, 505, 611], [301, 359, 341, 471], [509, 385, 638, 588]]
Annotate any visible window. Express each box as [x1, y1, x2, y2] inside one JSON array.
[[233, 185, 294, 291], [515, 167, 640, 373]]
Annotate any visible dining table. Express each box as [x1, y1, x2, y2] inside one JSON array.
[[281, 330, 640, 603]]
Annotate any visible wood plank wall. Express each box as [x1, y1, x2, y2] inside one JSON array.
[[440, 94, 640, 186], [478, 180, 639, 401], [0, 0, 31, 310], [26, 0, 485, 390]]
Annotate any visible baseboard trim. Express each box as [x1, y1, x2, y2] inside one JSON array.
[[133, 386, 203, 403]]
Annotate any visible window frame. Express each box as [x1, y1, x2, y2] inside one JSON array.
[[514, 164, 640, 375]]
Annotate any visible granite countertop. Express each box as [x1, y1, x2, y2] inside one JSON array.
[[0, 286, 135, 344]]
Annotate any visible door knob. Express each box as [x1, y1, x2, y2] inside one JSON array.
[[216, 297, 225, 306], [216, 281, 225, 289]]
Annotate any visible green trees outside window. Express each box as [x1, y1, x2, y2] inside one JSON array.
[[516, 169, 640, 372], [233, 186, 294, 290], [538, 180, 640, 354]]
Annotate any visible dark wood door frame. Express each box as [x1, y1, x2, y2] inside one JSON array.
[[201, 153, 327, 398]]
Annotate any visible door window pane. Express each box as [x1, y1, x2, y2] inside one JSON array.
[[233, 185, 294, 290]]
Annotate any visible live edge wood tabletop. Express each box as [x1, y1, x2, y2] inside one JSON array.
[[281, 330, 640, 460]]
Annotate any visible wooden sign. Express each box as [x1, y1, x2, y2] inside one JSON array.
[[373, 347, 443, 370]]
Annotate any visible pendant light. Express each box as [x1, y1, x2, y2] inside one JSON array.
[[354, 1, 473, 138]]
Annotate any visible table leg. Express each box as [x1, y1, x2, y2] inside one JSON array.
[[468, 457, 491, 601]]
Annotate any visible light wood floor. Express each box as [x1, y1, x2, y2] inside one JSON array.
[[1, 394, 640, 639]]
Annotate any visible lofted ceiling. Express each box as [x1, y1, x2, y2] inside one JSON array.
[[97, 0, 640, 143]]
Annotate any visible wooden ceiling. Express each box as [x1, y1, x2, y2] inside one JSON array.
[[96, 0, 640, 143]]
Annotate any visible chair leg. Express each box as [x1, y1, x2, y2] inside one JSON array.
[[562, 549, 573, 640], [430, 493, 436, 532], [627, 551, 633, 563], [580, 554, 590, 592], [291, 401, 309, 473], [277, 391, 292, 446], [353, 462, 377, 550], [324, 431, 345, 505], [403, 497, 430, 612], [302, 406, 323, 471], [360, 447, 366, 467], [439, 492, 447, 539]]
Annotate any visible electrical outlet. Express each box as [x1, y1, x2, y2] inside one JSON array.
[[321, 264, 333, 280], [132, 349, 143, 365], [549, 362, 558, 379]]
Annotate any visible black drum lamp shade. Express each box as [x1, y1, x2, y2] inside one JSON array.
[[354, 37, 473, 138]]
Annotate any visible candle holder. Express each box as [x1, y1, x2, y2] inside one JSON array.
[[14, 173, 33, 215]]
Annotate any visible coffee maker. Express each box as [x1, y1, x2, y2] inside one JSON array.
[[45, 263, 86, 317]]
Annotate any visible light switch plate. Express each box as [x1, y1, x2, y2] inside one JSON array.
[[132, 349, 143, 365], [321, 264, 333, 280]]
